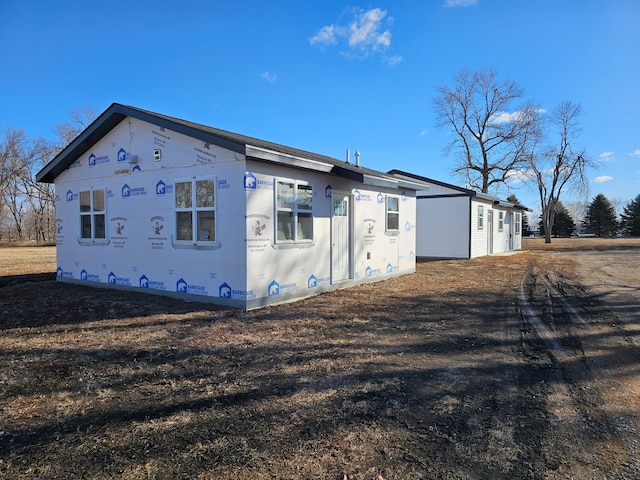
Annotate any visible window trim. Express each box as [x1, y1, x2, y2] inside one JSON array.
[[498, 211, 504, 232], [515, 213, 521, 234], [79, 187, 107, 243], [385, 195, 400, 234], [173, 176, 217, 247], [274, 178, 314, 245], [478, 205, 484, 230]]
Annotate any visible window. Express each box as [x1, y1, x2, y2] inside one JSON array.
[[175, 178, 215, 244], [386, 196, 399, 232], [478, 206, 484, 230], [498, 211, 504, 232], [515, 213, 521, 234], [79, 188, 106, 241], [275, 179, 313, 242]]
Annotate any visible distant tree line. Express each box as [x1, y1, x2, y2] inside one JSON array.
[[533, 193, 640, 238], [0, 107, 95, 243]]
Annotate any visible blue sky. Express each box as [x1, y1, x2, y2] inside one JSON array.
[[2, 0, 639, 215]]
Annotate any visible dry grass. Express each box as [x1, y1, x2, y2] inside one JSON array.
[[1, 239, 640, 479]]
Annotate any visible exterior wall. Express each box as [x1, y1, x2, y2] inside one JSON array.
[[52, 116, 416, 309], [470, 198, 491, 258], [415, 196, 470, 258], [470, 200, 523, 258], [53, 116, 248, 308], [243, 160, 416, 309]]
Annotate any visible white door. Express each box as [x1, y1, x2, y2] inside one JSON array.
[[487, 210, 494, 254], [332, 194, 351, 282], [508, 213, 514, 250]]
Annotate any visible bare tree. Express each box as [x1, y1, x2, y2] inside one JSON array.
[[433, 67, 540, 193], [53, 105, 97, 149], [528, 101, 594, 243], [0, 127, 37, 241]]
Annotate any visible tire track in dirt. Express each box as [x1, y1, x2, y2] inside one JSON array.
[[518, 268, 568, 358], [518, 253, 640, 478]]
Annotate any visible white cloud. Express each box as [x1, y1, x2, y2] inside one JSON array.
[[419, 128, 429, 137], [309, 25, 337, 46], [310, 8, 398, 62], [505, 168, 535, 184], [384, 54, 403, 66], [491, 111, 522, 124], [444, 0, 478, 7], [490, 109, 545, 125], [261, 72, 277, 83], [631, 149, 640, 158], [593, 176, 613, 184], [599, 151, 615, 161]]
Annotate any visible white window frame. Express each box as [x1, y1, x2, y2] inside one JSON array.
[[498, 211, 504, 232], [79, 187, 107, 243], [174, 177, 216, 246], [515, 213, 521, 234], [478, 205, 484, 230], [385, 195, 400, 233], [275, 178, 314, 244]]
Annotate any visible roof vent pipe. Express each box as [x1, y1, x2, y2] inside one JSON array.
[[355, 150, 360, 167], [346, 148, 350, 163]]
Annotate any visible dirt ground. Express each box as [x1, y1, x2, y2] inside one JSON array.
[[1, 238, 639, 479]]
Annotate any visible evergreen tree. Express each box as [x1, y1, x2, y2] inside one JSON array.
[[582, 194, 618, 236], [620, 194, 640, 236], [506, 194, 531, 236], [538, 202, 575, 237]]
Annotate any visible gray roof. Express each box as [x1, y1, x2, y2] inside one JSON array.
[[36, 103, 423, 191], [388, 169, 531, 211]]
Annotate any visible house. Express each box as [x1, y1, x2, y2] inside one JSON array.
[[388, 170, 530, 259], [36, 103, 423, 310]]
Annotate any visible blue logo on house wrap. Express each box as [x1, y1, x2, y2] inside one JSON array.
[[139, 275, 166, 290], [377, 193, 384, 203], [66, 189, 77, 202], [57, 267, 74, 279], [122, 183, 146, 198], [117, 148, 127, 162], [219, 282, 232, 298], [325, 185, 332, 198], [244, 172, 257, 189], [156, 181, 166, 195], [108, 272, 131, 286], [308, 275, 317, 288], [176, 278, 208, 295], [268, 280, 280, 296], [80, 269, 100, 282], [88, 153, 109, 166], [364, 266, 381, 278]]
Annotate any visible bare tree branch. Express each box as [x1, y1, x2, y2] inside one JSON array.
[[433, 67, 539, 193]]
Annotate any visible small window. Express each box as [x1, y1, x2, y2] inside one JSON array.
[[175, 178, 216, 244], [275, 179, 313, 243], [386, 196, 399, 232], [515, 213, 521, 234], [79, 188, 106, 241], [478, 206, 484, 230], [498, 211, 504, 232]]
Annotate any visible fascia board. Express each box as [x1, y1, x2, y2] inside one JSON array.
[[245, 145, 333, 173]]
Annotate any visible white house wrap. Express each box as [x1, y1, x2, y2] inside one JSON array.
[[37, 104, 422, 310]]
